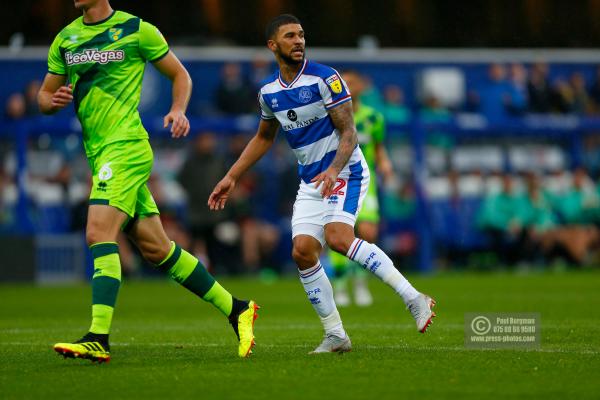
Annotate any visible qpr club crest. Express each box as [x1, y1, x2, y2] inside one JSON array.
[[299, 87, 312, 103]]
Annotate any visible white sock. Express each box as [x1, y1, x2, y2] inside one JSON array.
[[347, 238, 420, 303], [298, 262, 346, 338]]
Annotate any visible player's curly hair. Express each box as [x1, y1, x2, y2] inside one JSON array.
[[265, 14, 301, 41]]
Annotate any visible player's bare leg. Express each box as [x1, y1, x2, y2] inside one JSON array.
[[126, 214, 259, 357], [325, 222, 436, 333], [292, 234, 351, 353]]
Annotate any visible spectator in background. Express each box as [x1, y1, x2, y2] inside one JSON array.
[[554, 167, 600, 224], [475, 63, 510, 121], [382, 84, 411, 125], [214, 62, 256, 115], [24, 80, 42, 117], [528, 62, 553, 113], [4, 93, 26, 121], [506, 63, 528, 115], [250, 55, 272, 90], [420, 95, 453, 148], [360, 75, 385, 110], [551, 78, 575, 113], [589, 66, 600, 112], [478, 174, 530, 265], [177, 132, 228, 270], [570, 73, 592, 114], [524, 172, 599, 266]]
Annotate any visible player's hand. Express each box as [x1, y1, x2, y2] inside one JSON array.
[[163, 109, 190, 138], [208, 175, 236, 210], [311, 167, 338, 198], [51, 84, 73, 110]]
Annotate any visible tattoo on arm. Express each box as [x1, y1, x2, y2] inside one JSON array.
[[258, 118, 280, 141], [328, 101, 357, 173]]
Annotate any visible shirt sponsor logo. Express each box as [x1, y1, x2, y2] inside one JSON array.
[[65, 48, 125, 66], [325, 74, 343, 94], [282, 115, 320, 131], [287, 109, 298, 121]]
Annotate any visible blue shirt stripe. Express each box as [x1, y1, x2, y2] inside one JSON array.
[[285, 117, 335, 149], [298, 150, 337, 183], [261, 84, 321, 114]]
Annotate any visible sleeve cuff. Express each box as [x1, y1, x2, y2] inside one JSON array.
[[48, 70, 67, 76], [325, 95, 352, 110], [149, 48, 170, 63]]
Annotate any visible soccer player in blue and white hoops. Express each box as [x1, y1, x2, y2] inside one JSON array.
[[209, 14, 436, 353]]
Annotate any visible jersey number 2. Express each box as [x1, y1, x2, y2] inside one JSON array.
[[332, 179, 346, 195]]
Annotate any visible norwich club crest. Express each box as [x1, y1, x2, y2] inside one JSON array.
[[108, 28, 123, 41]]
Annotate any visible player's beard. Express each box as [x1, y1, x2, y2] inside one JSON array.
[[277, 48, 304, 66]]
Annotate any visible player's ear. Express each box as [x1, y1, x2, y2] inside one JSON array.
[[267, 39, 277, 52]]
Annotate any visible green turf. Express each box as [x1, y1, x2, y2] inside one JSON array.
[[1, 270, 600, 399]]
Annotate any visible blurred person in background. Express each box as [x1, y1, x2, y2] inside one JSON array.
[[528, 62, 553, 113], [24, 80, 42, 117], [475, 63, 510, 121], [524, 173, 599, 266], [589, 66, 600, 112], [214, 62, 256, 114], [478, 174, 530, 265], [420, 94, 453, 148], [381, 84, 411, 125], [570, 73, 592, 115], [506, 63, 528, 115], [554, 167, 600, 224], [4, 93, 26, 121], [359, 74, 385, 110], [177, 132, 227, 269], [552, 78, 575, 113], [328, 70, 394, 307]]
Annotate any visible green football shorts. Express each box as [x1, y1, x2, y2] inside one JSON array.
[[88, 139, 159, 218], [357, 179, 380, 224]]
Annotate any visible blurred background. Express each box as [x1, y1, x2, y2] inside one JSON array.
[[3, 0, 600, 284]]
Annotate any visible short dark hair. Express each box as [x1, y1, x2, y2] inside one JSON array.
[[265, 14, 301, 41]]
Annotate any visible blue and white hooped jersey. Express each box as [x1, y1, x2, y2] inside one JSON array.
[[258, 59, 365, 184]]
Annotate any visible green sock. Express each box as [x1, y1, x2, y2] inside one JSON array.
[[89, 242, 121, 335], [158, 242, 233, 317], [329, 248, 351, 285]]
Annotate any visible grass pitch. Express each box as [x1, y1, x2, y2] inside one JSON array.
[[1, 270, 599, 399]]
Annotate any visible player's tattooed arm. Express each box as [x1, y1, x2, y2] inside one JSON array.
[[312, 101, 357, 197], [208, 118, 280, 210]]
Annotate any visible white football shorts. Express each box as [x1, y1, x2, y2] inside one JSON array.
[[291, 158, 370, 246]]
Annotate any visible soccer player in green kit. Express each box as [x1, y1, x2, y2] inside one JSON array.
[[38, 0, 259, 362], [328, 70, 395, 307]]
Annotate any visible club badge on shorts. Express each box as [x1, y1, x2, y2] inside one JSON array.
[[326, 74, 343, 94]]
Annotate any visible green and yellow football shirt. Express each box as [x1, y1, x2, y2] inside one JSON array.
[[47, 10, 169, 157], [355, 104, 385, 181]]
